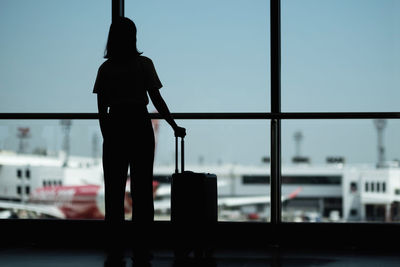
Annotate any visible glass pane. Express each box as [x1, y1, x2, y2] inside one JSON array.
[[0, 119, 103, 219], [126, 0, 270, 112], [282, 0, 400, 112], [282, 119, 400, 223], [0, 0, 109, 112], [154, 120, 270, 222], [0, 119, 270, 222]]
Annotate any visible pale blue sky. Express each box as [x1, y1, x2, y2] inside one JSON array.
[[0, 0, 399, 165], [282, 0, 400, 112]]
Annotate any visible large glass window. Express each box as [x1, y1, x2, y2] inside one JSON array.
[[0, 0, 109, 112], [0, 119, 270, 222], [0, 119, 103, 219], [126, 0, 270, 112], [1, 0, 399, 228], [282, 119, 400, 223], [153, 120, 271, 222], [280, 0, 400, 223], [0, 0, 271, 222], [282, 0, 400, 112]]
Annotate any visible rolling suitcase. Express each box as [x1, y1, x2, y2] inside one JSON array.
[[171, 137, 217, 257]]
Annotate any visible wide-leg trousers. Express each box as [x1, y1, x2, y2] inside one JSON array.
[[102, 108, 155, 224]]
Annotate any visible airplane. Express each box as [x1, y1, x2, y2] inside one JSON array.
[[25, 179, 160, 219]]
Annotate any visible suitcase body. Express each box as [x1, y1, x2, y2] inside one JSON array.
[[170, 137, 218, 256], [171, 171, 217, 225]]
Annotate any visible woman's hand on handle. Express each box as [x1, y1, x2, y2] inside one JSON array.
[[174, 126, 186, 138], [147, 88, 186, 138]]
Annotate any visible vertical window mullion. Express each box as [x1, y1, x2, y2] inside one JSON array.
[[112, 0, 124, 22], [270, 0, 282, 225]]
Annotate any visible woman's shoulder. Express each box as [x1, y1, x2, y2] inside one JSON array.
[[139, 55, 155, 66], [97, 59, 112, 72]]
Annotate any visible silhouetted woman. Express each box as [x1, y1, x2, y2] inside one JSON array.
[[93, 17, 185, 252]]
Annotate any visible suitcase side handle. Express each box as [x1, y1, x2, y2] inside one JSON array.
[[175, 136, 184, 174]]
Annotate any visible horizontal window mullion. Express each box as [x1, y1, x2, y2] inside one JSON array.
[[280, 112, 400, 120], [0, 112, 400, 120]]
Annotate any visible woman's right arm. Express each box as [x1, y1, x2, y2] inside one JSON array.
[[143, 57, 185, 137], [148, 88, 186, 138]]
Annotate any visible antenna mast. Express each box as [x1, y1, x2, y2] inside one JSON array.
[[17, 127, 31, 154], [374, 119, 387, 168], [294, 131, 303, 157], [60, 120, 72, 167], [92, 133, 99, 165]]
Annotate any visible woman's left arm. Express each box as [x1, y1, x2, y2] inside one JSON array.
[[97, 94, 109, 139]]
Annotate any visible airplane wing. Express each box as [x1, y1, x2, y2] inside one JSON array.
[[154, 187, 302, 210], [154, 199, 171, 212], [0, 201, 66, 219], [155, 181, 229, 198], [155, 185, 170, 197], [218, 196, 269, 207], [155, 195, 269, 211], [218, 187, 302, 208]]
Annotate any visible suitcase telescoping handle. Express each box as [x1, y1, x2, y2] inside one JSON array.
[[175, 137, 184, 173], [175, 136, 184, 174]]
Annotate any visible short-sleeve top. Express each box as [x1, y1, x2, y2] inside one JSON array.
[[93, 56, 162, 106]]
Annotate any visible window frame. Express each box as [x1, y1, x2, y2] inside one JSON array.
[[1, 0, 400, 250], [2, 0, 400, 223]]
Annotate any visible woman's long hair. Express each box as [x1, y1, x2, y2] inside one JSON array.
[[104, 17, 142, 59]]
